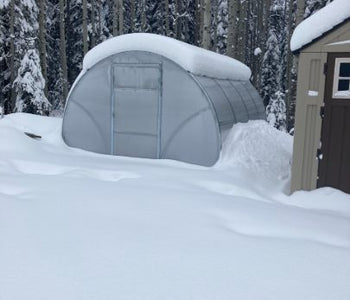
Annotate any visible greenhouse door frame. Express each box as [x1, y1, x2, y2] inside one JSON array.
[[111, 63, 163, 158]]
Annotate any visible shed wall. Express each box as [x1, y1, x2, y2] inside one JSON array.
[[291, 24, 350, 192]]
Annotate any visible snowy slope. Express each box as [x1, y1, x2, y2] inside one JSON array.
[[0, 113, 350, 300], [291, 0, 350, 51], [83, 33, 251, 80]]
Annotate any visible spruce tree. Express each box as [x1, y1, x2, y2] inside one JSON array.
[[261, 0, 287, 131], [11, 0, 49, 115], [0, 0, 10, 113], [304, 0, 329, 18], [13, 49, 50, 115], [216, 0, 228, 54]]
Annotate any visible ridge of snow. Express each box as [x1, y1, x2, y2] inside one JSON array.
[[291, 0, 350, 52], [83, 33, 251, 80]]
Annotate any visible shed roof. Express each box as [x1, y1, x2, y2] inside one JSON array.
[[83, 33, 251, 81], [291, 0, 350, 52]]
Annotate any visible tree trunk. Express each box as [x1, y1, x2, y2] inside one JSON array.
[[113, 0, 118, 36], [194, 0, 201, 45], [212, 0, 218, 51], [285, 0, 295, 129], [176, 0, 183, 40], [238, 0, 247, 62], [91, 0, 96, 46], [296, 0, 305, 25], [254, 0, 264, 88], [164, 0, 169, 35], [9, 0, 15, 112], [141, 0, 146, 31], [287, 0, 305, 130], [59, 0, 68, 101], [227, 0, 238, 58], [130, 0, 135, 32], [119, 0, 124, 35], [82, 0, 88, 54], [258, 0, 271, 94], [202, 0, 211, 49], [38, 0, 47, 96]]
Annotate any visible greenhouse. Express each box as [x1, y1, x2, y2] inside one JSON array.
[[62, 33, 265, 166]]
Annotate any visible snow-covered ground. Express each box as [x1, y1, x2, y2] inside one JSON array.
[[1, 113, 350, 300]]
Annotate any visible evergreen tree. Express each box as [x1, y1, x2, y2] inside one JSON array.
[[13, 49, 50, 115], [266, 91, 287, 131], [46, 0, 62, 111], [9, 0, 49, 115], [304, 0, 329, 17], [67, 0, 84, 85], [0, 0, 10, 113], [261, 0, 287, 131], [216, 0, 227, 54]]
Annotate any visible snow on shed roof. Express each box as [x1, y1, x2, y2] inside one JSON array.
[[291, 0, 350, 52], [83, 33, 251, 81]]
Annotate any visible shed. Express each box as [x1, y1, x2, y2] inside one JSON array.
[[62, 33, 265, 166], [290, 0, 350, 193]]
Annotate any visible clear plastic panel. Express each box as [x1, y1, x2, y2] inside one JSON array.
[[242, 81, 266, 119], [195, 76, 234, 125], [115, 89, 159, 135], [230, 81, 255, 119], [115, 133, 158, 158], [216, 80, 249, 123], [114, 65, 161, 89]]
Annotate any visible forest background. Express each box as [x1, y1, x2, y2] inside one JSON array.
[[0, 0, 331, 131]]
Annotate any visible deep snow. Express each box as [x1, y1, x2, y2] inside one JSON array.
[[0, 113, 350, 300]]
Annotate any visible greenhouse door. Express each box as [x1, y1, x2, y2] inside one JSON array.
[[318, 53, 350, 193], [112, 63, 162, 158]]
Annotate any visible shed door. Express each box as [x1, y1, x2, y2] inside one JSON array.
[[318, 53, 350, 193], [112, 64, 162, 158]]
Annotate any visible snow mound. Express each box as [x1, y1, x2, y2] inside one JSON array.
[[83, 33, 251, 80], [291, 0, 350, 52], [217, 121, 293, 188]]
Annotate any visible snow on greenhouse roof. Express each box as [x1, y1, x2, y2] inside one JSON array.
[[83, 33, 251, 80], [291, 0, 350, 52]]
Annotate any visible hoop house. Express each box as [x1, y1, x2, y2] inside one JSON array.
[[62, 33, 265, 166]]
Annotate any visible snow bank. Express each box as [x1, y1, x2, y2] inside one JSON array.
[[1, 114, 350, 300], [217, 120, 293, 192], [291, 0, 350, 52], [83, 33, 251, 80]]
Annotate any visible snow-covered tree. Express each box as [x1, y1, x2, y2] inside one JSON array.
[[0, 0, 10, 113], [67, 0, 84, 84], [13, 49, 50, 115], [304, 0, 330, 18], [216, 0, 227, 54], [8, 0, 49, 115], [266, 91, 287, 131], [260, 0, 287, 131]]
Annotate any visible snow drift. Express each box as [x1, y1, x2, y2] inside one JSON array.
[[0, 113, 350, 300]]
